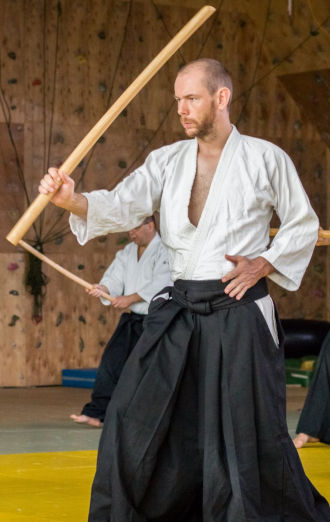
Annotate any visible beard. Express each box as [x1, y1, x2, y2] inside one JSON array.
[[181, 101, 216, 139]]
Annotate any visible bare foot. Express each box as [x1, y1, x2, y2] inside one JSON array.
[[70, 414, 101, 428], [293, 433, 320, 449]]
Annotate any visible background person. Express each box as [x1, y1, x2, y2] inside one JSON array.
[[71, 216, 172, 427]]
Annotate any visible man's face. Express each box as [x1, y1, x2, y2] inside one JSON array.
[[128, 223, 152, 246], [174, 67, 217, 139]]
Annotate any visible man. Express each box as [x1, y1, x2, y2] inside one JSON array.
[[39, 59, 330, 521], [70, 216, 172, 428]]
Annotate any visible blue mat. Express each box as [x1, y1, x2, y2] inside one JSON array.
[[62, 368, 97, 388]]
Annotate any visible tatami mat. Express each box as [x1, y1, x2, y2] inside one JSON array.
[[298, 444, 330, 500], [0, 386, 329, 521], [0, 450, 96, 521], [0, 445, 329, 521]]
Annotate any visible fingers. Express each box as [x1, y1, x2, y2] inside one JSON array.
[[224, 280, 248, 299], [38, 168, 69, 195], [86, 284, 103, 297], [111, 298, 121, 308]]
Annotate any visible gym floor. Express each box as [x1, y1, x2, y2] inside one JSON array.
[[0, 385, 329, 521]]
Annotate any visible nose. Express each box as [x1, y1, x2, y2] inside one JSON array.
[[177, 99, 189, 116]]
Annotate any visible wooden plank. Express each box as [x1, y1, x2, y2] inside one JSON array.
[[0, 253, 27, 386]]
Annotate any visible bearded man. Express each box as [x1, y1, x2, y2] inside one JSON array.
[[39, 59, 330, 521]]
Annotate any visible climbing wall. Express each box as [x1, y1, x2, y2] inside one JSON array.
[[0, 0, 329, 385]]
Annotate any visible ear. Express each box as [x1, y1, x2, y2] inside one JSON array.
[[216, 87, 231, 111]]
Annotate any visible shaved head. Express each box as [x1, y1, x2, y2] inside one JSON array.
[[177, 58, 233, 106]]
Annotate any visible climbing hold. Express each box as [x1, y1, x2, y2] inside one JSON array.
[[79, 315, 86, 324], [74, 105, 84, 114], [8, 51, 16, 60], [315, 74, 324, 85], [98, 314, 107, 325], [8, 78, 17, 84], [311, 288, 325, 298], [78, 160, 84, 168], [8, 315, 20, 327], [98, 82, 107, 92], [98, 236, 107, 243], [32, 78, 42, 86], [11, 105, 16, 110], [56, 312, 63, 326], [79, 337, 85, 352], [117, 236, 129, 245], [99, 340, 106, 347], [35, 341, 42, 349], [54, 133, 64, 144], [118, 160, 127, 169], [98, 31, 106, 39], [310, 28, 319, 36], [54, 236, 63, 245], [77, 264, 85, 270], [33, 314, 42, 324], [217, 43, 223, 49], [9, 289, 19, 296], [77, 54, 87, 64], [98, 136, 106, 144], [121, 109, 127, 117], [8, 262, 19, 271]]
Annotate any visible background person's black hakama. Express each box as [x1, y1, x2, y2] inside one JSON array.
[[89, 280, 330, 521], [82, 312, 144, 422], [296, 331, 330, 445]]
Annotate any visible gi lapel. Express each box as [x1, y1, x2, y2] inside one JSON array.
[[183, 125, 241, 279]]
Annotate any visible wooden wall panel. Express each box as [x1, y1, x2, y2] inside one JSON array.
[[0, 253, 27, 386], [327, 148, 330, 321], [0, 0, 329, 385]]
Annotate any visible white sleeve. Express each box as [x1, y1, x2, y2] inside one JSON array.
[[98, 248, 126, 306], [259, 148, 319, 290], [69, 147, 168, 245], [136, 244, 172, 304]]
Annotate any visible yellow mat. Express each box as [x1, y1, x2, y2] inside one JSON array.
[[298, 443, 330, 500], [0, 450, 96, 521], [0, 446, 329, 521]]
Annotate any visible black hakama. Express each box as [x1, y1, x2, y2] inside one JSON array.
[[82, 312, 144, 421], [89, 279, 330, 521], [296, 331, 330, 444]]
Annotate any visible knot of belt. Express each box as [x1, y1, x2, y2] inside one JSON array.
[[172, 287, 213, 315]]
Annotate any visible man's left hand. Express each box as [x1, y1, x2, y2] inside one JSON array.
[[222, 255, 274, 300], [111, 295, 133, 310]]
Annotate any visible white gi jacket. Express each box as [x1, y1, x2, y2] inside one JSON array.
[[99, 233, 172, 315], [70, 125, 319, 293]]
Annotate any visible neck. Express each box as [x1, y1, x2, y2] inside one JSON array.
[[197, 120, 232, 156]]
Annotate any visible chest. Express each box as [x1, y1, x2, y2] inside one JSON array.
[[188, 154, 221, 227]]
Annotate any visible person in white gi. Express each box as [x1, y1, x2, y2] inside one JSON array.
[[39, 59, 330, 521], [71, 215, 172, 427]]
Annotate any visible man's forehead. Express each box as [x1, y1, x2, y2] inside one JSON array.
[[174, 68, 208, 93]]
